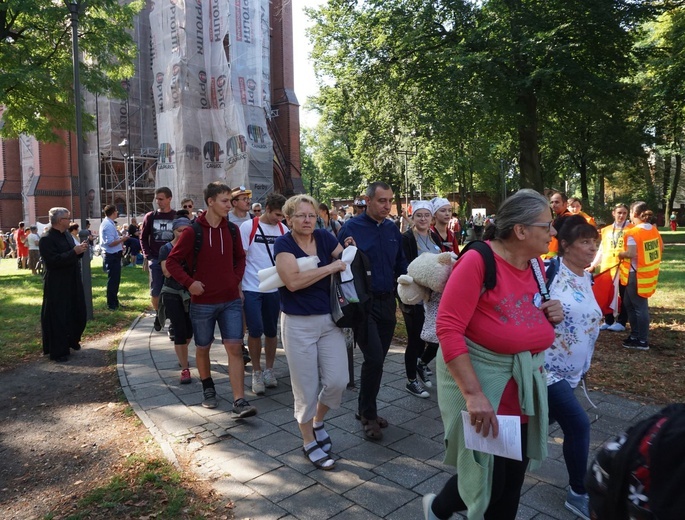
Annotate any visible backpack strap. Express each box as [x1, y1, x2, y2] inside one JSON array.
[[530, 258, 550, 302], [249, 217, 260, 245], [191, 222, 203, 275], [459, 240, 497, 290]]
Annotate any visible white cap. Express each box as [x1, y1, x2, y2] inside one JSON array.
[[411, 200, 433, 215], [431, 197, 451, 214]]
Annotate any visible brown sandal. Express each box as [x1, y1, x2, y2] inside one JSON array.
[[361, 417, 383, 440], [355, 413, 389, 429]]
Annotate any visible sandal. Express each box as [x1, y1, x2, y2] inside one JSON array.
[[313, 423, 332, 453], [361, 417, 383, 440], [355, 413, 389, 429], [303, 444, 336, 470]]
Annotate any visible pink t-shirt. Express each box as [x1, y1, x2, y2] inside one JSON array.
[[436, 242, 555, 416]]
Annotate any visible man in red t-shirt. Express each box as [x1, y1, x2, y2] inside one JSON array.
[[14, 222, 29, 269]]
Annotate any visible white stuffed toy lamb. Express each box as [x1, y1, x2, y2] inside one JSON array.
[[397, 252, 457, 343]]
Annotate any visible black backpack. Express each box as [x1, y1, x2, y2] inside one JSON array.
[[585, 403, 685, 520], [330, 249, 372, 329], [189, 221, 239, 274], [458, 240, 497, 291]]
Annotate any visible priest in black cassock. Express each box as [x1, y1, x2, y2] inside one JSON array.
[[39, 207, 89, 362]]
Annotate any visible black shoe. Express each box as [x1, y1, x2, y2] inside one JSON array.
[[108, 306, 118, 311], [55, 356, 69, 363], [71, 344, 81, 351], [232, 398, 257, 418], [242, 345, 251, 366], [153, 316, 162, 331]]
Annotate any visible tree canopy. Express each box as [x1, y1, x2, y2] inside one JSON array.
[[0, 0, 142, 142], [305, 0, 684, 218]]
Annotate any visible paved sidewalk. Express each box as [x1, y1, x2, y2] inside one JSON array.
[[118, 312, 662, 520]]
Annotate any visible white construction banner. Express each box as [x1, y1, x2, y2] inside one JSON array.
[[148, 0, 272, 207]]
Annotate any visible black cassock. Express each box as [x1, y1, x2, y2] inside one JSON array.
[[39, 228, 87, 360]]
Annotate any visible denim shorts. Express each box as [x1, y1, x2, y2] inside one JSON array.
[[190, 298, 243, 347], [149, 258, 164, 297], [243, 290, 280, 338]]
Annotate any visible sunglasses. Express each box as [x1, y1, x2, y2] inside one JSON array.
[[183, 205, 193, 209]]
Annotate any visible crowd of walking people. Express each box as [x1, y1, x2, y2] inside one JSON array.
[[24, 180, 668, 519]]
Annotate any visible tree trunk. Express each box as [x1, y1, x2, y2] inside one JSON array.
[[579, 155, 589, 207], [517, 89, 543, 191], [667, 152, 682, 221], [663, 153, 671, 213]]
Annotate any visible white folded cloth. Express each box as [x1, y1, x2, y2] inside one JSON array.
[[258, 255, 320, 292], [340, 246, 357, 282]]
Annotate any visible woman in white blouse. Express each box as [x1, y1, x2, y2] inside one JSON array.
[[545, 215, 601, 520]]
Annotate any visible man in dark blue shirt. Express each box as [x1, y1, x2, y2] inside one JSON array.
[[338, 181, 408, 441]]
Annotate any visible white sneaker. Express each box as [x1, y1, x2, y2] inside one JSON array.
[[599, 323, 610, 331], [422, 493, 439, 520], [607, 322, 626, 332], [252, 370, 265, 395], [263, 368, 278, 388]]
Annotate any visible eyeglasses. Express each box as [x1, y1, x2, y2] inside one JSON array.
[[528, 221, 554, 232], [292, 213, 317, 220], [235, 197, 250, 203], [182, 204, 193, 209]]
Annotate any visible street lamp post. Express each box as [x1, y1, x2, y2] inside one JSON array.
[[118, 138, 131, 225], [66, 0, 93, 320]]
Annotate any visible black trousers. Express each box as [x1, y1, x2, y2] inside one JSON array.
[[401, 305, 437, 380], [432, 425, 529, 520], [357, 296, 396, 421]]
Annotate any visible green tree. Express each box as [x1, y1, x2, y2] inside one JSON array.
[[307, 0, 658, 200], [638, 6, 685, 217], [0, 0, 142, 142]]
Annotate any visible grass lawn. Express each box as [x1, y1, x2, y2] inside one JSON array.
[[0, 256, 151, 368]]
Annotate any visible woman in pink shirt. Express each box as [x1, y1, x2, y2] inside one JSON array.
[[423, 189, 563, 520]]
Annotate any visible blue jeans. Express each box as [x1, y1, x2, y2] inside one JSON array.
[[243, 290, 280, 338], [190, 299, 243, 348], [622, 272, 650, 343], [103, 252, 122, 309], [548, 379, 590, 494]]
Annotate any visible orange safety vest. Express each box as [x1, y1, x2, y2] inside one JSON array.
[[598, 222, 633, 278], [619, 225, 663, 298]]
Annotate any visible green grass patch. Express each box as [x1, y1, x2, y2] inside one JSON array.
[[0, 257, 151, 368], [659, 229, 685, 244], [60, 455, 214, 520]]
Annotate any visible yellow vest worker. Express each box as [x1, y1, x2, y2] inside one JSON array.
[[619, 225, 663, 298]]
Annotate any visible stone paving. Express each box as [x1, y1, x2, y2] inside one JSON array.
[[118, 312, 662, 520]]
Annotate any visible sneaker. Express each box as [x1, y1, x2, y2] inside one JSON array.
[[623, 337, 649, 350], [252, 370, 265, 395], [564, 489, 590, 520], [416, 361, 432, 388], [153, 316, 162, 331], [607, 322, 626, 332], [180, 368, 191, 385], [232, 398, 257, 418], [263, 368, 278, 388], [406, 379, 430, 398], [599, 322, 610, 331], [422, 493, 439, 520], [202, 387, 218, 409]]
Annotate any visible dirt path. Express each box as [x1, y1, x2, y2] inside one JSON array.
[[0, 335, 212, 519]]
